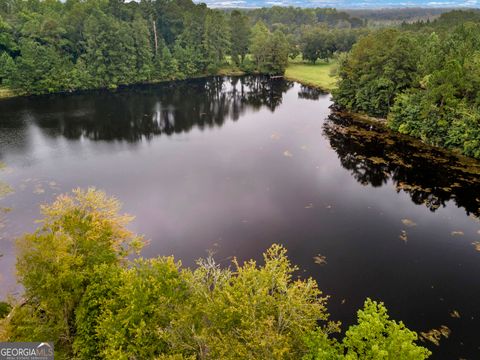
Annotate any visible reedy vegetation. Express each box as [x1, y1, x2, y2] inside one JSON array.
[[0, 189, 430, 359]]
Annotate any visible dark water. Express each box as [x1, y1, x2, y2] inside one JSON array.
[[1, 76, 480, 359]]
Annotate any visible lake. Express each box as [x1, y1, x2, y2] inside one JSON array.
[[0, 76, 479, 359]]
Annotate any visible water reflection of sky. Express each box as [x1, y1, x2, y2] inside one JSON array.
[[1, 78, 480, 358]]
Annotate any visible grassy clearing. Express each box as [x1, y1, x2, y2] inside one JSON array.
[[285, 61, 338, 93], [217, 66, 246, 77]]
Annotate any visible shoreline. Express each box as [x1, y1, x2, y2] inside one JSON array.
[[328, 107, 480, 171], [0, 88, 15, 100], [0, 62, 337, 100], [0, 67, 247, 102]]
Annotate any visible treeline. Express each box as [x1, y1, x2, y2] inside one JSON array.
[[402, 9, 480, 31], [346, 8, 451, 26], [244, 6, 365, 30], [333, 10, 480, 159], [299, 27, 362, 63], [0, 0, 371, 97], [0, 188, 431, 359], [0, 0, 296, 95], [240, 6, 367, 64]]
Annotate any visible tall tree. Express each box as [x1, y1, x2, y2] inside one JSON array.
[[202, 11, 230, 71], [0, 50, 14, 85], [250, 21, 270, 71], [264, 30, 290, 74], [82, 9, 137, 88], [230, 10, 250, 66], [301, 27, 335, 64], [131, 14, 154, 82]]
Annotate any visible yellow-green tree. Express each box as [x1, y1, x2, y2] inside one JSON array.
[[7, 188, 142, 358]]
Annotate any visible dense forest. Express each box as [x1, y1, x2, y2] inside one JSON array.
[[0, 188, 431, 359], [0, 0, 365, 95], [0, 0, 283, 94], [333, 10, 480, 159]]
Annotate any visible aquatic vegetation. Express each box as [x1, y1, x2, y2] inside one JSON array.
[[270, 133, 281, 140], [0, 163, 13, 201], [450, 310, 461, 318], [420, 325, 451, 346], [0, 163, 13, 235], [402, 218, 417, 227], [472, 241, 480, 252], [313, 254, 327, 265], [33, 184, 45, 194]]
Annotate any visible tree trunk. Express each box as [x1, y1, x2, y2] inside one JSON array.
[[153, 20, 158, 56]]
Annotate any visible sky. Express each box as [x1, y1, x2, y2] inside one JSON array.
[[193, 0, 479, 8]]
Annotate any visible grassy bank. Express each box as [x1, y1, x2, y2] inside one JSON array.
[[217, 66, 246, 77], [0, 87, 14, 100], [285, 61, 338, 92]]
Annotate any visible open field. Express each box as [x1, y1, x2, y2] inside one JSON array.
[[285, 61, 338, 92]]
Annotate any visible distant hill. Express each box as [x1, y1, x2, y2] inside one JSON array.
[[344, 7, 453, 22], [222, 6, 477, 28], [195, 0, 479, 10]]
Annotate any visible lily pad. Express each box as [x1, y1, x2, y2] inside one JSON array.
[[401, 218, 417, 227], [313, 254, 327, 266], [420, 325, 451, 346], [472, 241, 480, 252], [450, 310, 461, 318]]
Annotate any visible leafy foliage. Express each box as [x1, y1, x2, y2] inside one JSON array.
[[230, 10, 250, 66], [303, 299, 431, 360], [334, 12, 480, 159], [0, 302, 11, 319], [250, 22, 290, 75], [342, 299, 431, 359], [333, 29, 420, 117], [8, 188, 143, 357]]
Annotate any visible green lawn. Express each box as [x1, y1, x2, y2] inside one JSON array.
[[285, 61, 338, 92]]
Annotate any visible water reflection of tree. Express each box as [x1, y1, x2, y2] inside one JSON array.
[[323, 112, 480, 217], [0, 76, 294, 143], [297, 86, 326, 101]]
